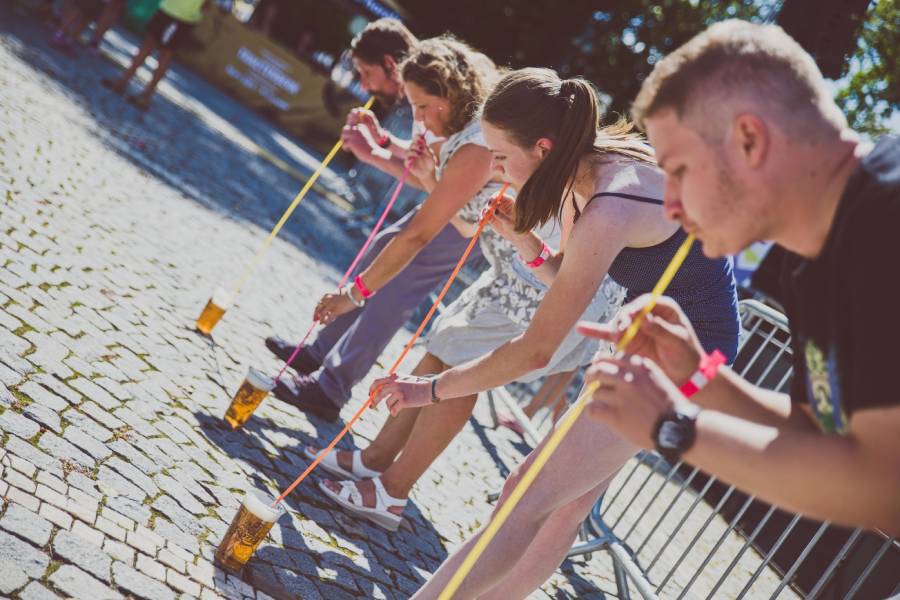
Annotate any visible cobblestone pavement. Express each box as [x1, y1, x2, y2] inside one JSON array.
[[0, 5, 619, 599]]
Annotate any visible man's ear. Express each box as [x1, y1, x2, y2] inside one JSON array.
[[731, 113, 769, 169], [383, 55, 398, 76]]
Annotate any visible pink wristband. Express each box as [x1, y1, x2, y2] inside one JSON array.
[[679, 349, 726, 397], [523, 243, 551, 269], [354, 275, 374, 299]]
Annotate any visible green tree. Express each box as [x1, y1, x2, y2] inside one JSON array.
[[835, 0, 899, 136], [400, 0, 896, 133]]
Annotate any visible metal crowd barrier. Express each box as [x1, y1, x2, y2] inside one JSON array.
[[563, 299, 900, 599]]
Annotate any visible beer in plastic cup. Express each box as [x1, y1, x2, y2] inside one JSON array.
[[224, 368, 274, 429], [214, 490, 285, 572], [196, 287, 231, 335]]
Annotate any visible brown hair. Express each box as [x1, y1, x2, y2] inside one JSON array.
[[482, 67, 656, 232], [350, 18, 418, 67], [401, 36, 499, 135], [631, 20, 843, 140]]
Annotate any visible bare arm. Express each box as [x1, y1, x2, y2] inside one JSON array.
[[433, 199, 632, 399], [584, 348, 900, 533], [357, 143, 492, 292], [687, 404, 900, 533]]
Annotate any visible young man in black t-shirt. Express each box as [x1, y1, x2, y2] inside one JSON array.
[[578, 20, 899, 533]]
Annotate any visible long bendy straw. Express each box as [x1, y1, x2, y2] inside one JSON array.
[[274, 162, 412, 381], [271, 184, 511, 507], [229, 97, 376, 299], [438, 233, 696, 600]]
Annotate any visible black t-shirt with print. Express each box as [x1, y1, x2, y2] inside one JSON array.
[[779, 136, 900, 434]]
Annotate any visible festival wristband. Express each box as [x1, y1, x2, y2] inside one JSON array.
[[345, 286, 364, 308], [679, 349, 726, 397], [353, 275, 374, 299], [522, 243, 551, 269]]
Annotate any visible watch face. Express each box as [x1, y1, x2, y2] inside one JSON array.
[[658, 421, 686, 449]]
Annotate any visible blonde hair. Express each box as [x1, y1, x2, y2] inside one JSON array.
[[631, 20, 846, 141], [400, 35, 498, 135]]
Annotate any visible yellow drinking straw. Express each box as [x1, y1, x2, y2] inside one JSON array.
[[438, 233, 696, 600], [230, 97, 375, 296]]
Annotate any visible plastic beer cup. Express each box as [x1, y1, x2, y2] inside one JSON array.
[[224, 368, 274, 429], [215, 490, 285, 572], [196, 287, 231, 335]]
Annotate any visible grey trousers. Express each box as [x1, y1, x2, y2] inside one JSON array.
[[307, 210, 480, 406]]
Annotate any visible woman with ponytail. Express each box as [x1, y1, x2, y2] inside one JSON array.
[[375, 68, 740, 599], [311, 58, 625, 530]]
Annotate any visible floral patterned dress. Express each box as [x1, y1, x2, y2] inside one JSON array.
[[425, 120, 625, 382]]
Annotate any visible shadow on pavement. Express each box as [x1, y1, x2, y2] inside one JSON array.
[[1, 4, 361, 279]]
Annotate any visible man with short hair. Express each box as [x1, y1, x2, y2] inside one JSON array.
[[267, 19, 482, 421], [580, 19, 899, 533]]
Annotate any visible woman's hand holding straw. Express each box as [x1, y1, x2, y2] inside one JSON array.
[[276, 161, 414, 381]]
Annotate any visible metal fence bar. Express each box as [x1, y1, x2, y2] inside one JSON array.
[[657, 490, 753, 589], [623, 461, 691, 541], [602, 458, 644, 518], [610, 462, 665, 530], [768, 521, 831, 599], [709, 506, 800, 598], [678, 504, 775, 600], [647, 475, 723, 574], [632, 467, 701, 555], [845, 535, 896, 600], [806, 528, 864, 599]]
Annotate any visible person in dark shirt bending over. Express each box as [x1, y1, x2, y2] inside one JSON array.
[[580, 20, 899, 534]]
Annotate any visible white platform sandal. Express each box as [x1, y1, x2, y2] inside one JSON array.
[[303, 446, 381, 481], [319, 476, 407, 531]]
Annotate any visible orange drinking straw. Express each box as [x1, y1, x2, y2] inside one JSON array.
[[272, 184, 511, 507], [438, 233, 696, 600]]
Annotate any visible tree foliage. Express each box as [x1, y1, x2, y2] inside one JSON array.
[[835, 0, 899, 136], [399, 0, 895, 133]]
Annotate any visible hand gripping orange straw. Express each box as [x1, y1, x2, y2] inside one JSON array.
[[195, 97, 376, 334], [271, 183, 511, 507], [438, 233, 696, 600]]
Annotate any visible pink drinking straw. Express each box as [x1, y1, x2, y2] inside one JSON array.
[[274, 162, 412, 381]]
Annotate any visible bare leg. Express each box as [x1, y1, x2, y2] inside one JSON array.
[[135, 47, 174, 101], [307, 353, 444, 473], [378, 387, 478, 498], [109, 35, 158, 91], [87, 0, 124, 45], [481, 474, 617, 600], [411, 403, 637, 600], [322, 354, 479, 511]]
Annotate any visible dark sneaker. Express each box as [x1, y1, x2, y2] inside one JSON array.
[[272, 374, 340, 422], [264, 336, 321, 375]]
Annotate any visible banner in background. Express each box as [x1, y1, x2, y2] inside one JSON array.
[[171, 9, 358, 152]]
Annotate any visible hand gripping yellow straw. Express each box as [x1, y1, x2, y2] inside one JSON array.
[[195, 97, 376, 335], [438, 233, 696, 600]]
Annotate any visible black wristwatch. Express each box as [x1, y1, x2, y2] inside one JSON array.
[[652, 405, 701, 465]]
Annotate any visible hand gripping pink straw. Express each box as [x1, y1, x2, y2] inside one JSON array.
[[274, 161, 413, 381]]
